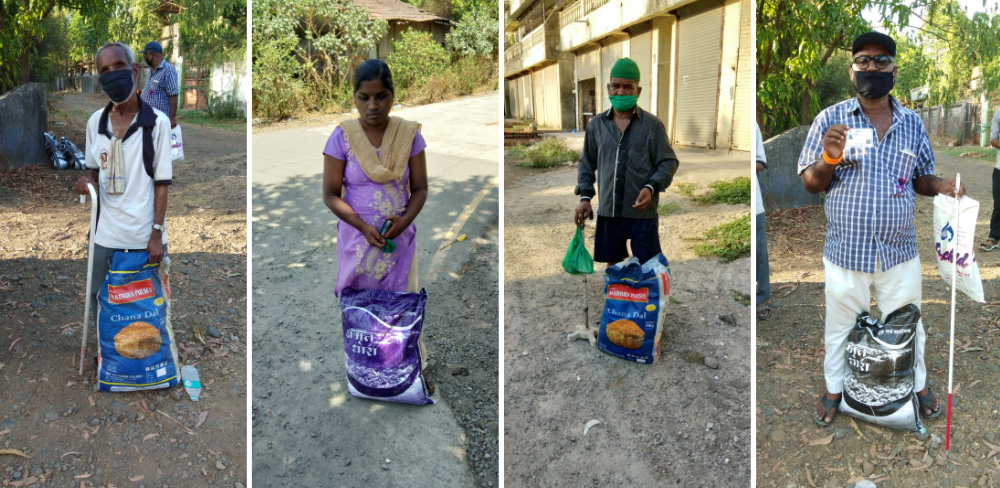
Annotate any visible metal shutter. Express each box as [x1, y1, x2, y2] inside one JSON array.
[[600, 40, 624, 112], [577, 46, 600, 81], [630, 29, 652, 112], [730, 0, 752, 150], [532, 69, 546, 126], [673, 0, 723, 148]]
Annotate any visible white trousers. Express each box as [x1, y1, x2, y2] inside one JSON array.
[[823, 256, 927, 394]]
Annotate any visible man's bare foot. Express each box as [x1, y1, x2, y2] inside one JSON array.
[[814, 392, 841, 426], [916, 387, 941, 419]]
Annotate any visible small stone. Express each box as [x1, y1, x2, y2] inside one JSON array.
[[855, 481, 878, 488], [89, 418, 101, 426], [834, 427, 848, 440], [30, 466, 42, 477], [216, 461, 226, 470], [380, 464, 388, 471], [450, 365, 469, 376], [30, 301, 43, 309], [862, 460, 874, 476], [207, 326, 223, 338], [43, 412, 59, 422], [718, 313, 737, 326], [704, 357, 720, 369]]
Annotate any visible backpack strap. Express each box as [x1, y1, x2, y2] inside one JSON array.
[[96, 97, 157, 179]]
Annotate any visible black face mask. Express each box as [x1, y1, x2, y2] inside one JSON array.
[[853, 70, 894, 99], [99, 69, 134, 105]]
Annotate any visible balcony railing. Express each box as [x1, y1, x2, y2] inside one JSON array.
[[582, 0, 609, 16], [559, 1, 582, 29]]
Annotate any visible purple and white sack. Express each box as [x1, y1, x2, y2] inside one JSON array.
[[839, 304, 923, 432], [933, 193, 985, 302], [340, 287, 433, 405]]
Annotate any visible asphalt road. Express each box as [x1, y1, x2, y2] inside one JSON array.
[[250, 93, 499, 487]]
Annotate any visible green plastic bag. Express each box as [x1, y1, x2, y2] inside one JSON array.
[[562, 227, 594, 275]]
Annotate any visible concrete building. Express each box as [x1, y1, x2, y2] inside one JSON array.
[[504, 0, 753, 151]]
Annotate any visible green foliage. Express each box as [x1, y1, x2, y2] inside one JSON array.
[[732, 290, 751, 307], [693, 215, 751, 263], [693, 177, 751, 205], [509, 138, 580, 168], [445, 0, 498, 57], [814, 50, 854, 110], [388, 29, 449, 96], [673, 182, 697, 197], [253, 0, 387, 117], [252, 36, 305, 120], [416, 54, 496, 103], [0, 1, 108, 93], [657, 201, 680, 216], [758, 0, 1000, 136], [29, 12, 70, 82], [177, 0, 247, 67]]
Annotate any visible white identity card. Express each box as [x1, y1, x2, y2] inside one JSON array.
[[845, 128, 875, 154]]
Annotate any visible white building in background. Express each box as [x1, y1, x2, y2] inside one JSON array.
[[504, 0, 753, 150]]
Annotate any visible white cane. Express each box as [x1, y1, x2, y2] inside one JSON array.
[[79, 183, 97, 376], [946, 172, 960, 454]]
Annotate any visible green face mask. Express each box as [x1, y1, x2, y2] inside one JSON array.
[[609, 95, 638, 112]]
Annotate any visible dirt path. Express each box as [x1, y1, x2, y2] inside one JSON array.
[[0, 91, 247, 487], [756, 149, 1000, 487], [503, 148, 751, 486]]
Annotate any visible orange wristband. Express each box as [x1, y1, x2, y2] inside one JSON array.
[[822, 150, 843, 165]]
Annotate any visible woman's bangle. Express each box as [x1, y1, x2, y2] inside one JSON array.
[[822, 150, 842, 165]]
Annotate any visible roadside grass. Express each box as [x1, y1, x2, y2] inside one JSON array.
[[691, 215, 750, 262], [693, 177, 751, 205], [657, 201, 681, 216], [943, 146, 994, 158], [674, 182, 697, 196], [732, 290, 751, 306], [510, 138, 580, 168], [179, 109, 245, 130]]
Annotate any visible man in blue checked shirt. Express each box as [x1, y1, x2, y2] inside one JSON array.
[[140, 41, 179, 128], [798, 32, 964, 428]]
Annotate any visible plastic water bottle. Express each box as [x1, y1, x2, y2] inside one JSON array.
[[181, 365, 201, 401]]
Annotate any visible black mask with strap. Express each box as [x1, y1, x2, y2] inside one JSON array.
[[97, 97, 157, 179]]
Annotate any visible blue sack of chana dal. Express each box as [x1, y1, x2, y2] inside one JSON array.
[[96, 252, 179, 392], [598, 254, 671, 364]]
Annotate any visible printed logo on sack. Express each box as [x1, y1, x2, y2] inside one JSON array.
[[606, 284, 648, 302], [941, 222, 955, 242], [108, 278, 155, 304]]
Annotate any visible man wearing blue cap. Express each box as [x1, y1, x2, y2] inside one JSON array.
[[574, 57, 679, 264], [141, 41, 179, 128], [798, 31, 964, 428]]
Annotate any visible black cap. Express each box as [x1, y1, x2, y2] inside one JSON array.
[[852, 32, 895, 57]]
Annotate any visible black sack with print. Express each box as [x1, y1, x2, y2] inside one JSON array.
[[839, 304, 923, 432]]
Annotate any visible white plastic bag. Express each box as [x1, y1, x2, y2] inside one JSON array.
[[171, 125, 184, 161], [933, 194, 985, 303]]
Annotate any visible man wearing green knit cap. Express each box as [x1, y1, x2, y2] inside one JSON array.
[[574, 57, 679, 264]]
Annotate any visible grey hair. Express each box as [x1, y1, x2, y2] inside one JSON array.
[[94, 42, 136, 69]]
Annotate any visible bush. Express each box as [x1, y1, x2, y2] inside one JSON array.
[[387, 29, 449, 96], [446, 5, 498, 57], [417, 55, 496, 103], [693, 215, 750, 262], [512, 138, 580, 168], [252, 36, 304, 120], [693, 177, 751, 205]]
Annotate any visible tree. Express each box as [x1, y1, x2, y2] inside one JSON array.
[[758, 0, 1000, 137], [0, 0, 107, 93]]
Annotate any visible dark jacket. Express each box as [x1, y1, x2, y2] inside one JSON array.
[[575, 106, 679, 219]]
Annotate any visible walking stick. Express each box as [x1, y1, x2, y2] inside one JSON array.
[[946, 173, 961, 454], [79, 183, 97, 376]]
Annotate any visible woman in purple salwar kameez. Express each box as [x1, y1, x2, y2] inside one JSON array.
[[322, 60, 432, 393]]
